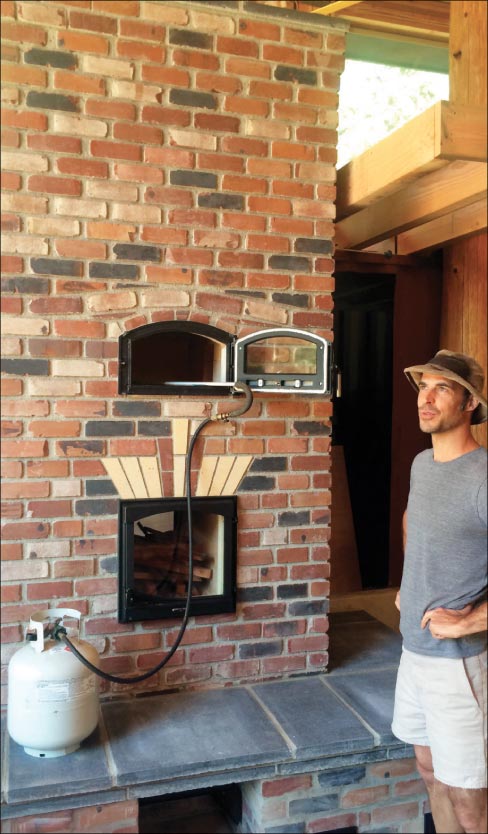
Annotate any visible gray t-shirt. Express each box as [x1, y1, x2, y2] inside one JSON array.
[[400, 446, 487, 658]]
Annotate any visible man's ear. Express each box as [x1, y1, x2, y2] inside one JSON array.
[[464, 394, 480, 414]]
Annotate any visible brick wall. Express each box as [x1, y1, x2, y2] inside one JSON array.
[[242, 757, 428, 833], [1, 0, 346, 702]]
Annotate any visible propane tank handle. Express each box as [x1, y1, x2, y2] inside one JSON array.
[[29, 608, 81, 654]]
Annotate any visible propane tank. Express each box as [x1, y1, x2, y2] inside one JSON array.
[[7, 608, 100, 758]]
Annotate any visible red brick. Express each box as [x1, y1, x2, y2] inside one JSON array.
[[173, 48, 219, 71], [113, 123, 163, 145], [1, 20, 47, 45], [85, 99, 136, 120], [120, 18, 164, 40], [90, 140, 141, 161], [372, 801, 420, 825], [2, 439, 48, 458], [28, 134, 82, 154], [308, 813, 357, 833], [1, 521, 49, 540], [1, 171, 21, 191], [57, 157, 108, 178], [27, 461, 69, 478], [69, 10, 117, 34], [27, 581, 73, 600], [1, 543, 22, 560], [55, 239, 107, 259], [59, 30, 109, 55], [28, 175, 81, 196], [117, 39, 164, 62], [53, 520, 83, 538], [262, 775, 312, 797]]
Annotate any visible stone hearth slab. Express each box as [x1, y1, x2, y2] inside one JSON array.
[[250, 676, 374, 760], [327, 611, 402, 673], [6, 725, 112, 804], [101, 687, 291, 786], [323, 667, 400, 745]]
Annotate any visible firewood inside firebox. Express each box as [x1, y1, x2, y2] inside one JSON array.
[[134, 524, 214, 599]]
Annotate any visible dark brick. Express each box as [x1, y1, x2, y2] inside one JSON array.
[[268, 255, 310, 272], [274, 66, 317, 86], [278, 511, 310, 527], [318, 766, 366, 787], [1, 358, 49, 376], [1, 277, 50, 295], [277, 583, 308, 599], [26, 91, 78, 112], [58, 440, 105, 457], [198, 193, 244, 210], [86, 421, 134, 437], [138, 421, 172, 436], [289, 794, 339, 815], [260, 618, 302, 636], [293, 421, 330, 436], [85, 479, 117, 496], [237, 586, 273, 602], [24, 48, 77, 69], [265, 825, 305, 834], [113, 244, 160, 262], [89, 263, 139, 279], [295, 238, 333, 255], [99, 556, 118, 574], [239, 640, 281, 659], [272, 293, 309, 308], [112, 401, 162, 418], [169, 29, 213, 49], [170, 89, 217, 110], [170, 170, 217, 189], [31, 258, 83, 277], [75, 499, 118, 516], [240, 475, 275, 491], [289, 600, 328, 616], [250, 457, 287, 472]]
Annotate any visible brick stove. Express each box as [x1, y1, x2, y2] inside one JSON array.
[[1, 0, 342, 702]]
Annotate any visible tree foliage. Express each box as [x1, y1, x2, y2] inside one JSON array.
[[338, 60, 450, 168]]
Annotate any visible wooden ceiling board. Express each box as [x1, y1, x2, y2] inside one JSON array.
[[313, 0, 450, 39]]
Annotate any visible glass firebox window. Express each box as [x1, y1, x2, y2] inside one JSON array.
[[244, 336, 317, 375], [133, 510, 224, 600]]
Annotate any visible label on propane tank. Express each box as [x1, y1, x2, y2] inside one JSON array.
[[35, 677, 96, 702]]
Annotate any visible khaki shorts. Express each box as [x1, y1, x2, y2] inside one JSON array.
[[392, 647, 487, 789]]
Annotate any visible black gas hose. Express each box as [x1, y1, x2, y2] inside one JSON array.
[[59, 384, 253, 684]]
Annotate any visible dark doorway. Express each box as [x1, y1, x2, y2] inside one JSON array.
[[332, 272, 395, 589]]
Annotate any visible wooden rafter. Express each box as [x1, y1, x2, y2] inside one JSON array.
[[336, 162, 487, 249], [396, 199, 487, 254]]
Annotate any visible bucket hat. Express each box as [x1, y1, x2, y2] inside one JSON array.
[[404, 349, 487, 425]]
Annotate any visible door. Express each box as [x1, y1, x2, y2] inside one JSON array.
[[330, 254, 442, 592]]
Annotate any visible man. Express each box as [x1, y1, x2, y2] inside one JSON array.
[[392, 349, 487, 834]]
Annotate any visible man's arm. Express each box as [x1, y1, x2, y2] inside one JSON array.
[[421, 601, 488, 639], [395, 510, 408, 612]]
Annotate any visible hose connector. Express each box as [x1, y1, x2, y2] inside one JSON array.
[[213, 381, 253, 421]]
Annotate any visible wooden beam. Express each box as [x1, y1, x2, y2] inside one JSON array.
[[396, 199, 487, 255], [336, 161, 487, 249], [312, 1, 363, 14], [314, 1, 450, 38], [439, 102, 488, 161], [336, 101, 487, 218]]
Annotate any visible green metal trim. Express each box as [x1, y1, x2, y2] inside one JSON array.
[[346, 32, 449, 74]]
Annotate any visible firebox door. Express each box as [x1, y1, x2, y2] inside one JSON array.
[[118, 322, 331, 396]]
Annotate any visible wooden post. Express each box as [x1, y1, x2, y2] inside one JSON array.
[[444, 0, 487, 448]]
